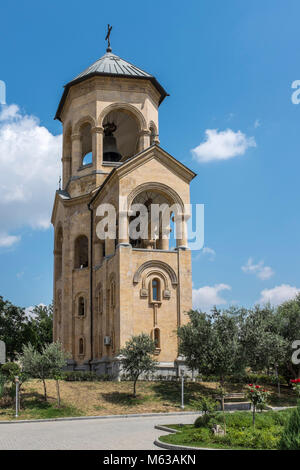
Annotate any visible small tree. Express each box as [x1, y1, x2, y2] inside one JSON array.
[[245, 384, 270, 427], [1, 362, 28, 407], [19, 344, 51, 401], [0, 296, 32, 360], [280, 402, 300, 450], [190, 394, 218, 415], [120, 333, 157, 397], [43, 342, 68, 407]]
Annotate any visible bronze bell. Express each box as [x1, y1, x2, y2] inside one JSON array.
[[103, 122, 122, 162]]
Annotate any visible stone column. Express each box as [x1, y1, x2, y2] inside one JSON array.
[[62, 156, 71, 188], [161, 236, 169, 250], [176, 213, 189, 249], [71, 133, 82, 173], [138, 130, 151, 152], [118, 210, 129, 245], [91, 126, 104, 169]]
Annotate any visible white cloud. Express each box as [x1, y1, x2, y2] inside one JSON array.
[[0, 104, 61, 241], [254, 119, 261, 128], [242, 257, 274, 280], [0, 233, 20, 247], [191, 128, 256, 163], [194, 246, 216, 262], [259, 284, 300, 305], [25, 303, 46, 319], [193, 283, 231, 311], [203, 247, 216, 259]]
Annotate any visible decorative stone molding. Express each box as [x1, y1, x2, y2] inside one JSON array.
[[71, 133, 82, 141], [138, 129, 151, 136], [140, 288, 148, 298], [163, 289, 171, 299], [133, 260, 178, 286], [91, 126, 104, 134]]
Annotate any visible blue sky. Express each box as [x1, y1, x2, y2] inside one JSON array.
[[1, 0, 300, 311]]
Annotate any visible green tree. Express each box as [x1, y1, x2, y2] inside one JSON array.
[[280, 402, 300, 449], [27, 304, 53, 352], [0, 296, 32, 360], [120, 333, 157, 397], [276, 295, 300, 379], [177, 310, 213, 376], [19, 344, 51, 401], [1, 362, 28, 407], [43, 342, 68, 407], [178, 309, 243, 387], [240, 304, 288, 395]]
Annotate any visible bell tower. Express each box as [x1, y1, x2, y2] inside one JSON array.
[[52, 33, 195, 377]]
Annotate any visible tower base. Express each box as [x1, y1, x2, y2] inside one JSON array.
[[64, 356, 193, 380]]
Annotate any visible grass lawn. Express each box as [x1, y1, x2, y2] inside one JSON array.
[[159, 409, 293, 450], [0, 379, 297, 421]]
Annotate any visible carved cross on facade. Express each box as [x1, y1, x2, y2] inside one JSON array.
[[105, 24, 112, 52]]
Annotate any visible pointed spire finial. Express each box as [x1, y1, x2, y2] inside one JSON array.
[[105, 24, 112, 53]]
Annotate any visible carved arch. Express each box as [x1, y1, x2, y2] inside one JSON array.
[[97, 102, 147, 131], [127, 182, 184, 212], [133, 260, 178, 286], [143, 270, 169, 290], [73, 115, 96, 134]]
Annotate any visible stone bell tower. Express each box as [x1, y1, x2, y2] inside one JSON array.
[[52, 34, 196, 377]]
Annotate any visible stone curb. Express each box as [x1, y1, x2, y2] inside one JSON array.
[[154, 424, 179, 434], [154, 437, 217, 451], [0, 410, 200, 425], [154, 425, 226, 451]]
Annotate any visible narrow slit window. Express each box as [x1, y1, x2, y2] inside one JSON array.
[[79, 338, 84, 355], [152, 278, 160, 301], [154, 328, 160, 349], [78, 297, 85, 316]]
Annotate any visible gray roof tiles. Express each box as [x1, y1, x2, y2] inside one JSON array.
[[72, 52, 152, 81]]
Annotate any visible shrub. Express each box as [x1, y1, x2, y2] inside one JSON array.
[[194, 413, 216, 428], [0, 373, 6, 398], [1, 362, 21, 380], [191, 395, 218, 414], [279, 402, 300, 449], [215, 427, 281, 450], [189, 428, 211, 443]]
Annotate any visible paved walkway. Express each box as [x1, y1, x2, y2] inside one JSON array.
[[0, 414, 197, 450]]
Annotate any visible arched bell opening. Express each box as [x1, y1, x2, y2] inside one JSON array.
[[129, 190, 177, 250], [80, 122, 93, 166], [102, 109, 139, 162]]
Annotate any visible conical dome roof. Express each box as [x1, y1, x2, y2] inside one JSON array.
[[73, 52, 152, 80], [55, 51, 168, 121]]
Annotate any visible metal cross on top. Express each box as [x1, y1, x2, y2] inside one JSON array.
[[105, 24, 112, 52]]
